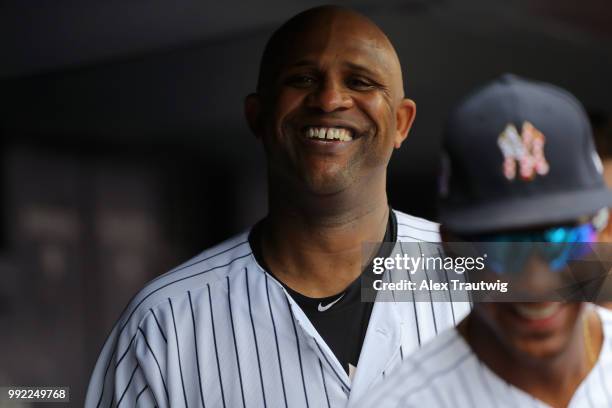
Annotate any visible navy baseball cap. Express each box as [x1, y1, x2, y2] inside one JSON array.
[[439, 74, 612, 234]]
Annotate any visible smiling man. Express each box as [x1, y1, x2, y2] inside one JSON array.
[[353, 75, 612, 408], [84, 6, 466, 408]]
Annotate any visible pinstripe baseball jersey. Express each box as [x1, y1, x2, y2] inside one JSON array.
[[85, 209, 470, 408], [352, 306, 612, 408]]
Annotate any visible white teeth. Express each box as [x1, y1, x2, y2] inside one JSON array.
[[513, 303, 562, 320], [305, 127, 353, 141]]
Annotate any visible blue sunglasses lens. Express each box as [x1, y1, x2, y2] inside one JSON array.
[[467, 224, 596, 274]]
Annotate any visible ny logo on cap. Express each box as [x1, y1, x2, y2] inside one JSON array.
[[497, 121, 549, 181]]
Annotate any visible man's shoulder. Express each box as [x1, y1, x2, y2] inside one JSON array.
[[161, 231, 253, 284], [387, 328, 465, 380], [393, 209, 441, 242], [354, 328, 467, 408], [86, 231, 259, 407], [116, 231, 255, 332], [396, 328, 470, 387], [403, 327, 464, 368]]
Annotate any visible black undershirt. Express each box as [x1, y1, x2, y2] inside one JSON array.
[[249, 210, 397, 374]]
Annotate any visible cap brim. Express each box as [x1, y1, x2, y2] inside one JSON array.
[[439, 187, 612, 235]]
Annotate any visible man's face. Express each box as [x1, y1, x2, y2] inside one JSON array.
[[476, 301, 583, 361], [474, 255, 583, 361], [252, 16, 412, 195], [443, 220, 596, 362]]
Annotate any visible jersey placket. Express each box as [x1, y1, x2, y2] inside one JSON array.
[[282, 284, 353, 395], [347, 282, 403, 404]]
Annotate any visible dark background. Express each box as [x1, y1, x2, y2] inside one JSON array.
[[0, 0, 611, 405]]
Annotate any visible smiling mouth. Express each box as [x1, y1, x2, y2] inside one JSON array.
[[304, 126, 354, 142], [512, 303, 563, 320]]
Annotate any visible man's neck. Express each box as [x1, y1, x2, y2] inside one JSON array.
[[260, 185, 390, 298], [462, 309, 603, 408]]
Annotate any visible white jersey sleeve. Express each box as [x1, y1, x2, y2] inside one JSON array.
[[85, 234, 252, 408]]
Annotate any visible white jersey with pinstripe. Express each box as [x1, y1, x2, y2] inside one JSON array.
[[85, 209, 470, 408], [352, 306, 612, 408]]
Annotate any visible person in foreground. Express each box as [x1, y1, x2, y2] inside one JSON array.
[[353, 75, 612, 408], [85, 6, 468, 408]]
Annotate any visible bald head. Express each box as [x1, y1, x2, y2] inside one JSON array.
[[244, 5, 417, 204], [257, 6, 405, 102]]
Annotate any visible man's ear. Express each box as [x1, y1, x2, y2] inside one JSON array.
[[394, 98, 416, 149], [245, 93, 263, 138]]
